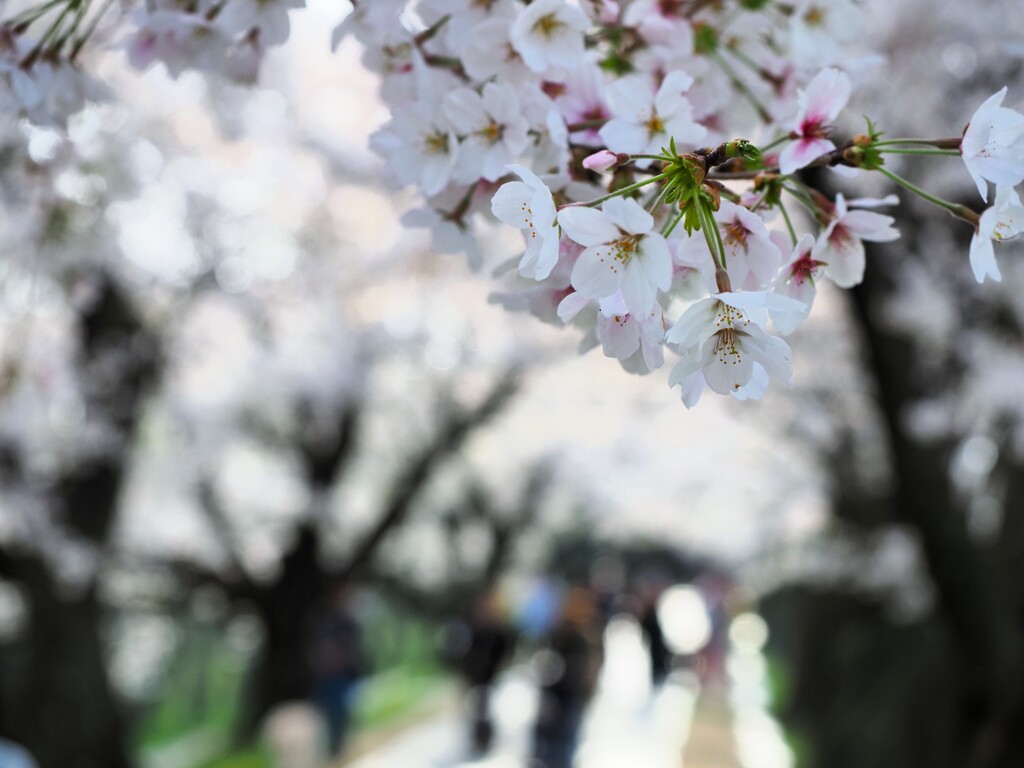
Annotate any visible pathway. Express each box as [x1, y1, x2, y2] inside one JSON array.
[[344, 616, 734, 768]]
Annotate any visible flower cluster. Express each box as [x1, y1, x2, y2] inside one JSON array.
[[0, 0, 307, 127], [350, 1, 1024, 407], [3, 0, 1024, 408], [344, 0, 890, 406]]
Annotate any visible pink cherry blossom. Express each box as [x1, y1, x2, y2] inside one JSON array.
[[778, 67, 851, 175]]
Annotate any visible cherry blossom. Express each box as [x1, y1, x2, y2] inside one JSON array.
[[217, 0, 305, 46], [778, 68, 851, 175], [443, 83, 531, 182], [372, 106, 459, 196], [969, 185, 1024, 283], [558, 197, 672, 316], [597, 307, 666, 375], [814, 193, 900, 288], [961, 88, 1024, 202], [509, 0, 590, 74], [786, 0, 863, 70], [491, 164, 561, 281], [772, 234, 820, 335], [4, 0, 1024, 411], [708, 201, 783, 291], [598, 71, 707, 167], [460, 17, 527, 82], [666, 292, 799, 406]]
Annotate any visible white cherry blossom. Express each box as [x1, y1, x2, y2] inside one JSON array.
[[509, 0, 590, 74], [712, 200, 783, 290], [461, 17, 527, 82], [962, 88, 1024, 202], [217, 0, 305, 46], [787, 0, 863, 70], [813, 193, 900, 288], [597, 307, 666, 375], [553, 64, 611, 146], [371, 105, 459, 196], [443, 82, 531, 182], [419, 0, 520, 55], [558, 197, 672, 315], [969, 185, 1024, 283], [491, 164, 561, 281], [598, 71, 707, 167], [772, 234, 820, 335], [666, 292, 799, 405], [621, 0, 695, 49]]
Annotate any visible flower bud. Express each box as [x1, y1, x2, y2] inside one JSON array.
[[582, 150, 625, 172]]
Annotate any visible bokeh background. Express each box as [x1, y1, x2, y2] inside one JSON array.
[[1, 1, 1023, 767]]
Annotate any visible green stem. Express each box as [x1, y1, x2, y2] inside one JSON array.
[[779, 202, 798, 246], [758, 135, 790, 154], [873, 138, 962, 150], [876, 167, 978, 225], [710, 51, 772, 124], [6, 0, 65, 26], [54, 0, 91, 52], [70, 0, 115, 59], [663, 209, 686, 239], [879, 148, 960, 157], [696, 200, 727, 271], [23, 0, 79, 63], [414, 13, 450, 44], [646, 183, 670, 214], [568, 173, 668, 209], [782, 184, 819, 218]]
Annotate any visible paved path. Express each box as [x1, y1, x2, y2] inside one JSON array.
[[345, 616, 716, 768]]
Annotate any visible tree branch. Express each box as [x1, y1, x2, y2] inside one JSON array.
[[338, 371, 520, 581]]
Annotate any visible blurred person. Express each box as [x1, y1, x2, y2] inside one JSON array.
[[309, 583, 367, 759], [637, 578, 673, 689], [588, 554, 627, 626], [442, 590, 516, 755], [531, 587, 604, 768], [695, 571, 733, 688], [518, 576, 562, 639]]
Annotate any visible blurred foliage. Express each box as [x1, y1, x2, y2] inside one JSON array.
[[135, 599, 449, 765]]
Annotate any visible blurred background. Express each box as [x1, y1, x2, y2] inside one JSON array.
[[1, 1, 1024, 767]]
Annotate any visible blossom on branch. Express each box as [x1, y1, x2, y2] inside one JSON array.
[[778, 67, 851, 175], [962, 88, 1024, 202], [666, 292, 800, 408], [509, 0, 590, 74], [558, 197, 672, 316], [599, 71, 707, 168], [491, 165, 561, 281], [969, 185, 1024, 283], [814, 193, 900, 288]]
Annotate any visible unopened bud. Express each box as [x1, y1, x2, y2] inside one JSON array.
[[582, 150, 626, 172], [852, 134, 873, 148], [842, 146, 865, 166]]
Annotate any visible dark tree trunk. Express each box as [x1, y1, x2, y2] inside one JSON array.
[[0, 275, 158, 768], [2, 555, 133, 768], [764, 182, 1024, 768], [234, 525, 327, 742], [229, 374, 519, 741]]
